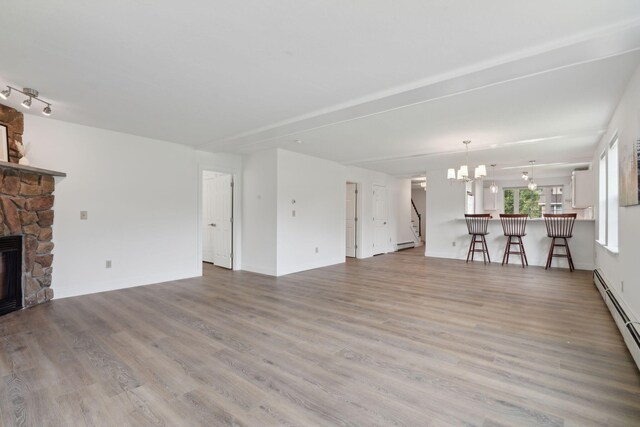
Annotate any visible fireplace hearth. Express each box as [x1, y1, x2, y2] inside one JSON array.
[[0, 235, 22, 316]]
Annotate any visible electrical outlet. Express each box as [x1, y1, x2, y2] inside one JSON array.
[[80, 211, 88, 220], [452, 241, 456, 247], [106, 260, 112, 268], [315, 247, 319, 254]]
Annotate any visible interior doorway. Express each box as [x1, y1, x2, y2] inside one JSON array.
[[202, 171, 233, 269], [373, 184, 388, 255], [346, 182, 357, 258]]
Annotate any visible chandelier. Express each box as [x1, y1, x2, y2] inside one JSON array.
[[447, 140, 486, 182]]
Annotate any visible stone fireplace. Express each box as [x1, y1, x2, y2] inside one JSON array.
[[0, 103, 65, 313], [0, 236, 22, 316]]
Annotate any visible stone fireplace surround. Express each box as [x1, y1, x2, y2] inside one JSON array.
[[0, 103, 65, 310]]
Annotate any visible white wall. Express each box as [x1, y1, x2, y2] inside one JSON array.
[[389, 178, 414, 246], [593, 64, 640, 320], [424, 170, 468, 259], [25, 115, 201, 298], [276, 149, 346, 275], [241, 149, 278, 275]]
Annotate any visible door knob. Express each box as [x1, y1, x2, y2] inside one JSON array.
[[384, 222, 387, 225]]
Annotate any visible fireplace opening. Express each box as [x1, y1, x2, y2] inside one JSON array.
[[0, 236, 23, 316]]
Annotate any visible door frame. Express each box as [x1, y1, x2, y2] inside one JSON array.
[[346, 181, 358, 259], [197, 166, 241, 273]]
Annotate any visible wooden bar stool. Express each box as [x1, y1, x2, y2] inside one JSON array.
[[464, 214, 491, 264], [499, 214, 528, 268], [543, 213, 577, 271]]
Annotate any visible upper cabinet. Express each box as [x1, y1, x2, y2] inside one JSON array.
[[571, 169, 595, 208]]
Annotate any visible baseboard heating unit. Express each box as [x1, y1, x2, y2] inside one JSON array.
[[396, 242, 416, 251], [593, 269, 640, 369]]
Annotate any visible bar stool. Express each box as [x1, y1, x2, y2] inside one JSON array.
[[543, 213, 577, 271], [499, 214, 528, 268], [464, 214, 491, 264]]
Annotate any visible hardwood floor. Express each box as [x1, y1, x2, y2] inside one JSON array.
[[1, 248, 639, 426]]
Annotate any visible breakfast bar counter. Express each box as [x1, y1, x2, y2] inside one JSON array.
[[450, 218, 595, 270]]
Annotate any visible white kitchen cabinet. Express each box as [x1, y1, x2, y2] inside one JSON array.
[[572, 169, 595, 208]]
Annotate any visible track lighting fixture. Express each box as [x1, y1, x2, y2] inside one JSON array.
[[0, 86, 52, 116]]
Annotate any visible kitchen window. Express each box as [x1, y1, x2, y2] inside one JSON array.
[[504, 186, 563, 217]]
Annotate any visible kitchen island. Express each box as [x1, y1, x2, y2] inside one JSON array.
[[441, 218, 596, 270]]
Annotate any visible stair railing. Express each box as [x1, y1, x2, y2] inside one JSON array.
[[411, 199, 422, 237]]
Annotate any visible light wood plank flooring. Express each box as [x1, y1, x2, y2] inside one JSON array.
[[1, 248, 640, 426]]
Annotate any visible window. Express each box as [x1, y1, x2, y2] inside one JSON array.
[[598, 151, 607, 243], [607, 138, 619, 251], [550, 186, 563, 214], [598, 136, 619, 252], [503, 186, 560, 217], [504, 189, 514, 214], [518, 188, 543, 218]]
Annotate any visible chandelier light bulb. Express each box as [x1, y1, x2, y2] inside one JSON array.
[[490, 182, 498, 193], [522, 172, 529, 180]]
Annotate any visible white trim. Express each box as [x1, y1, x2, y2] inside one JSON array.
[[603, 245, 620, 255]]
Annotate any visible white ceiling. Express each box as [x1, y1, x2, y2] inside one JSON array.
[[2, 1, 640, 177]]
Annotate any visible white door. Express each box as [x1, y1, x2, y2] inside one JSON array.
[[346, 183, 357, 258], [203, 177, 215, 263], [212, 174, 233, 269], [373, 184, 388, 255]]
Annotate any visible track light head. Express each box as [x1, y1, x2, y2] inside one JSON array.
[[42, 105, 52, 116], [0, 88, 10, 100], [22, 97, 32, 109]]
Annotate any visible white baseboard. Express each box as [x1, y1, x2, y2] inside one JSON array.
[[594, 269, 640, 370]]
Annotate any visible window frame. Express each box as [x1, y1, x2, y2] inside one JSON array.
[[606, 136, 619, 253], [597, 133, 620, 254], [597, 150, 607, 245]]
